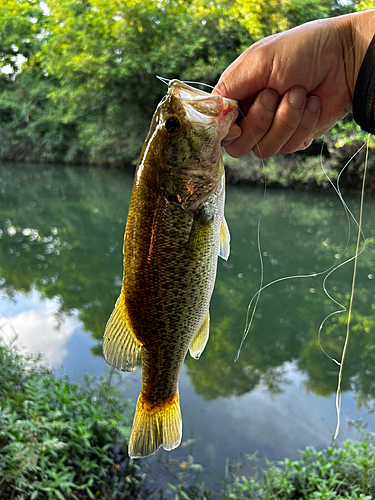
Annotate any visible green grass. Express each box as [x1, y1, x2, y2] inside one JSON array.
[[0, 340, 144, 500]]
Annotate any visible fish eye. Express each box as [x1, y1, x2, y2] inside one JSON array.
[[164, 115, 182, 135]]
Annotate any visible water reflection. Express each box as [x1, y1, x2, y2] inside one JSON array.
[[0, 163, 130, 349], [2, 162, 375, 490], [0, 291, 78, 366], [1, 162, 375, 408]]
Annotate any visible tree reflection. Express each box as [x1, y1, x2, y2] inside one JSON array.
[[0, 163, 130, 342], [0, 163, 374, 406]]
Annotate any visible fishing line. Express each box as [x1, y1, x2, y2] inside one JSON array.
[[156, 75, 170, 86], [234, 180, 266, 363], [312, 32, 370, 434], [316, 143, 367, 365], [156, 75, 216, 92], [231, 110, 267, 363], [235, 139, 367, 363], [182, 80, 216, 90], [333, 135, 369, 439]]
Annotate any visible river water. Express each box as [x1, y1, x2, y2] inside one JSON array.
[[1, 162, 375, 494]]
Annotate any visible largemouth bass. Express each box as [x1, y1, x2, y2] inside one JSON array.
[[103, 80, 238, 459]]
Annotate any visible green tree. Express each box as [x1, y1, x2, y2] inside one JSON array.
[[0, 0, 44, 72], [0, 0, 361, 166]]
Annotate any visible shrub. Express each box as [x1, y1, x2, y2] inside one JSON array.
[[224, 438, 375, 500], [0, 340, 144, 499]]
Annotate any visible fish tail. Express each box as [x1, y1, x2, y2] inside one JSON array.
[[129, 391, 182, 459]]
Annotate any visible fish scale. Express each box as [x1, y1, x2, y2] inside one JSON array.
[[103, 79, 238, 458]]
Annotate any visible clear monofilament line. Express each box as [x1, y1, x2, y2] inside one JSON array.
[[156, 76, 171, 86], [333, 136, 369, 440], [236, 143, 367, 362], [234, 183, 265, 362]]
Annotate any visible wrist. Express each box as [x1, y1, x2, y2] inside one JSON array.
[[337, 10, 375, 97]]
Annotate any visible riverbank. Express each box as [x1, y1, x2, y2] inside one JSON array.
[[1, 340, 375, 499], [0, 339, 143, 500], [5, 119, 374, 195], [224, 123, 375, 193]]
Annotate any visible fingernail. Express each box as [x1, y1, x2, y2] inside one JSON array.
[[261, 88, 279, 111], [226, 125, 241, 140], [222, 125, 241, 147], [222, 136, 238, 147], [306, 96, 321, 114], [288, 87, 306, 109]]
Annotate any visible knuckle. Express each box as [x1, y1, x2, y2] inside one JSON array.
[[253, 143, 276, 159], [214, 79, 229, 97], [280, 142, 297, 154], [278, 117, 298, 133], [253, 121, 272, 136], [297, 121, 313, 135]]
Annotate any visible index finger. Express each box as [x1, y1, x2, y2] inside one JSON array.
[[213, 46, 271, 102], [224, 88, 280, 158]]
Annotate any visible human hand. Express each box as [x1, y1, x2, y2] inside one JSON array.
[[214, 11, 375, 159]]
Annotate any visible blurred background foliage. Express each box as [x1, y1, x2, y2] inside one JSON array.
[[0, 0, 373, 175]]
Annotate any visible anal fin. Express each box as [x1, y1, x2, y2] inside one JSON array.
[[102, 293, 142, 372], [129, 391, 182, 459], [189, 311, 209, 360]]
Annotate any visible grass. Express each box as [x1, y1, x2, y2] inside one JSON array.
[[0, 339, 144, 500]]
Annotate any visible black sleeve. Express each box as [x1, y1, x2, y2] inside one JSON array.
[[353, 33, 375, 134]]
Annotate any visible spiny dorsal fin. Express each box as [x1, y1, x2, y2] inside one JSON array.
[[102, 293, 142, 372], [129, 391, 182, 458], [189, 311, 209, 359], [219, 217, 230, 261]]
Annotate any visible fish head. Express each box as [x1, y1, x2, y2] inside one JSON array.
[[148, 80, 238, 213]]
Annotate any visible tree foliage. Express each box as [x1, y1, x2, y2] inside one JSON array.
[[0, 0, 361, 166]]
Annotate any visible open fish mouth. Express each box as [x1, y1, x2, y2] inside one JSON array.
[[167, 79, 239, 134]]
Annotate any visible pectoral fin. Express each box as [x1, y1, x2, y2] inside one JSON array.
[[102, 293, 142, 372], [219, 217, 230, 261], [189, 311, 210, 360]]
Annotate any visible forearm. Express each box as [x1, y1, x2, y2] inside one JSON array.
[[334, 10, 375, 97]]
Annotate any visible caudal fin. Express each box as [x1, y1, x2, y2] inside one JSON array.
[[129, 391, 182, 459]]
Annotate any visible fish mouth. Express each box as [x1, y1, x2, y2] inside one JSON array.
[[167, 80, 238, 137]]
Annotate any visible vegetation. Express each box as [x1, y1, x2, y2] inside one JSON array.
[[0, 339, 144, 499], [222, 436, 375, 500], [0, 0, 372, 177], [1, 336, 375, 500]]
